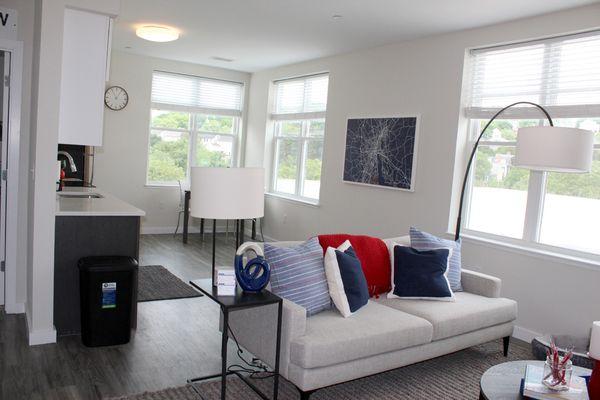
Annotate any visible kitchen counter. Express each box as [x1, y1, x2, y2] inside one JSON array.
[[56, 187, 145, 217], [54, 186, 143, 335]]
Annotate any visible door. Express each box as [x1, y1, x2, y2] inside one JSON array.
[[0, 51, 10, 306]]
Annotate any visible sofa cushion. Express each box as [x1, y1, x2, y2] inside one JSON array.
[[318, 234, 391, 297], [376, 292, 517, 341], [289, 300, 433, 368]]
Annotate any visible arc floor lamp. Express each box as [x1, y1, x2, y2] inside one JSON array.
[[454, 101, 594, 241]]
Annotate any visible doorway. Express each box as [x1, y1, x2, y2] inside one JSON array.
[[0, 50, 9, 306], [0, 39, 23, 313]]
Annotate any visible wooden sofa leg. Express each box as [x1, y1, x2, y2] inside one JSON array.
[[503, 336, 510, 357], [299, 389, 315, 400]]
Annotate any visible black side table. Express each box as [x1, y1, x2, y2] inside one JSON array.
[[189, 279, 283, 400]]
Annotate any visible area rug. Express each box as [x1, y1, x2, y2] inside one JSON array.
[[107, 339, 532, 399], [138, 265, 202, 302]]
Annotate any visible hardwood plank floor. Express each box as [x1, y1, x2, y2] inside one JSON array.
[[0, 233, 248, 400]]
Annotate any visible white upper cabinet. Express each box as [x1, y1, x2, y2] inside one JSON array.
[[58, 9, 112, 146]]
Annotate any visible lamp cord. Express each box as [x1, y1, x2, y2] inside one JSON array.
[[454, 101, 554, 241], [226, 323, 277, 379]]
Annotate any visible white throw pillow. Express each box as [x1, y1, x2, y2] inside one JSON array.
[[324, 240, 354, 317]]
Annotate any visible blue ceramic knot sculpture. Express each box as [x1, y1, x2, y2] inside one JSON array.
[[234, 242, 271, 293]]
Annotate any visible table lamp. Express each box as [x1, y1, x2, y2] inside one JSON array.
[[190, 167, 265, 286], [589, 321, 600, 399]]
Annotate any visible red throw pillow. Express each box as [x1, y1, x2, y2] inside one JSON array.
[[318, 234, 391, 297]]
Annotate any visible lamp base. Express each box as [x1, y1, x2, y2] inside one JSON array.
[[590, 360, 600, 400]]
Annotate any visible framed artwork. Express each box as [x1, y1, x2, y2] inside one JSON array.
[[343, 116, 419, 191]]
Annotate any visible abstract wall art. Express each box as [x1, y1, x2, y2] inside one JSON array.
[[343, 116, 419, 191]]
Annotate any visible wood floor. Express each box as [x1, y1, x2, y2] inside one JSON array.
[[0, 233, 247, 400]]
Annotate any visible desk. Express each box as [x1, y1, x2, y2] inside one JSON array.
[[189, 279, 283, 400], [182, 190, 257, 246]]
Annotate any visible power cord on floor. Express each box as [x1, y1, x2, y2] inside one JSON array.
[[226, 324, 277, 379]]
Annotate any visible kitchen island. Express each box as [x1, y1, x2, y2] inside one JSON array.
[[55, 187, 145, 336]]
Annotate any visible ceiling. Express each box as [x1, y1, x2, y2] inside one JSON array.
[[113, 0, 598, 72]]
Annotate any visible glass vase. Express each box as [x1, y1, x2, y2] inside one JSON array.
[[542, 357, 573, 391]]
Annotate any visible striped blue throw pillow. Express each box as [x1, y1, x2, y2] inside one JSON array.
[[265, 237, 331, 316], [409, 227, 463, 292]]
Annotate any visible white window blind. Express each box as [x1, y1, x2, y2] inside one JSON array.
[[151, 71, 244, 117], [466, 30, 600, 119], [271, 73, 329, 120]]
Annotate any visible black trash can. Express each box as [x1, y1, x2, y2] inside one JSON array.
[[78, 256, 138, 347]]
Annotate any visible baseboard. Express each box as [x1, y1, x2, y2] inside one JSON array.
[[141, 225, 232, 235], [512, 325, 541, 343], [4, 301, 25, 314], [25, 313, 57, 346], [241, 228, 278, 242]]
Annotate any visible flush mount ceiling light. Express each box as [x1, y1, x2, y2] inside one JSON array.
[[135, 25, 179, 42]]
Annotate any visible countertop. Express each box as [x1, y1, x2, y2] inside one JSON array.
[[55, 187, 146, 217]]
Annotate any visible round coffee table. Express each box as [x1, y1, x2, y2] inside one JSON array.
[[479, 360, 591, 400]]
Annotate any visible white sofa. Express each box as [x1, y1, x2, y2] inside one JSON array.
[[228, 237, 518, 399]]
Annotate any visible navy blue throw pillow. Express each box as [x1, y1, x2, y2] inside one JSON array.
[[391, 246, 455, 301], [335, 247, 370, 313]]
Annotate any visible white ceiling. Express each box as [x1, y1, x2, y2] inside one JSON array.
[[113, 0, 598, 72]]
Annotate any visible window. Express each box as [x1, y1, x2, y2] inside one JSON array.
[[463, 31, 600, 255], [147, 71, 244, 185], [270, 74, 329, 201]]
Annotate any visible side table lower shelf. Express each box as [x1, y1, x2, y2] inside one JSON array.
[[189, 279, 283, 400]]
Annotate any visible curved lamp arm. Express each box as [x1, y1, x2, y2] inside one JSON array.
[[454, 101, 554, 241]]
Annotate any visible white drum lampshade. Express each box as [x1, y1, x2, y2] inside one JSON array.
[[590, 321, 600, 360], [514, 126, 594, 173], [190, 167, 264, 220]]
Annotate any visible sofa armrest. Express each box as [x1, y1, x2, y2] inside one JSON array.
[[461, 268, 501, 298], [226, 298, 306, 378]]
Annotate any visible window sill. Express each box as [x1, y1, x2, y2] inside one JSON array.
[[144, 184, 180, 189], [265, 192, 320, 207], [455, 231, 600, 271]]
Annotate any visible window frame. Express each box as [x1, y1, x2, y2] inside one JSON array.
[[269, 73, 329, 203], [145, 108, 241, 186], [271, 119, 324, 203], [462, 31, 600, 260], [462, 118, 600, 261]]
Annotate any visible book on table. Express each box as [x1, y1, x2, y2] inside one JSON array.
[[521, 364, 588, 400]]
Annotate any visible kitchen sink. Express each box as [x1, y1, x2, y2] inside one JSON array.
[[58, 193, 103, 199]]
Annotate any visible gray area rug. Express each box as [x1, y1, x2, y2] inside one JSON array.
[[138, 265, 202, 302], [108, 339, 532, 399]]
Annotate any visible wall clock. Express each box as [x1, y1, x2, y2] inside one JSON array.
[[104, 86, 129, 111]]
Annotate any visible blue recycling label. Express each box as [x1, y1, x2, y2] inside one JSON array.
[[102, 282, 117, 309]]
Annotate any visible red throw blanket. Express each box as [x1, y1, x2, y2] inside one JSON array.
[[318, 234, 391, 297]]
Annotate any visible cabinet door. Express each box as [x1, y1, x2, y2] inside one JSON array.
[[58, 9, 110, 146]]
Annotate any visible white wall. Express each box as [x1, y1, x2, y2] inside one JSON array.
[[95, 51, 251, 233], [27, 0, 120, 345], [245, 4, 600, 339]]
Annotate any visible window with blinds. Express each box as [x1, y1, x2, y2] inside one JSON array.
[[152, 71, 244, 116], [270, 73, 329, 202], [146, 71, 244, 185], [462, 30, 600, 257], [466, 30, 600, 119]]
